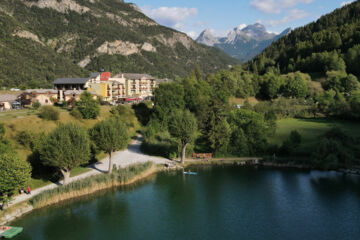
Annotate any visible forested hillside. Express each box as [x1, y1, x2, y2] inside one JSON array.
[[249, 0, 360, 77], [0, 0, 237, 88]]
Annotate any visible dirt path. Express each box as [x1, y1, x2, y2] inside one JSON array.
[[9, 135, 171, 207]]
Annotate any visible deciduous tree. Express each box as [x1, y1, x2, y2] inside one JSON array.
[[90, 118, 129, 174], [76, 92, 100, 119], [168, 109, 198, 163], [40, 123, 91, 184], [0, 154, 31, 207]]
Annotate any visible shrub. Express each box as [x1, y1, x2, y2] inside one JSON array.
[[38, 106, 60, 121], [32, 101, 41, 109], [75, 92, 100, 119], [70, 108, 82, 119], [17, 131, 36, 149]]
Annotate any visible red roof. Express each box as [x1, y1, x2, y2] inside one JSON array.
[[100, 72, 111, 81]]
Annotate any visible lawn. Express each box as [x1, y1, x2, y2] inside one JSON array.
[[272, 118, 360, 155], [229, 97, 259, 106]]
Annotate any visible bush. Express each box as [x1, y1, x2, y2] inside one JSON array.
[[75, 92, 100, 119], [32, 101, 41, 109], [70, 108, 82, 119], [38, 106, 60, 121], [17, 131, 36, 149]]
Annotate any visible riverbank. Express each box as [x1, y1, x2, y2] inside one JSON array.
[[184, 158, 360, 175], [0, 162, 172, 225]]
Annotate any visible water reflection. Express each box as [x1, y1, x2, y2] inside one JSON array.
[[12, 166, 360, 240]]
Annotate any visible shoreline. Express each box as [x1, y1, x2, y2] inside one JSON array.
[[0, 164, 172, 225], [2, 159, 359, 225]]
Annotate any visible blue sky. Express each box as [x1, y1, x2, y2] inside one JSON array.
[[127, 0, 355, 38]]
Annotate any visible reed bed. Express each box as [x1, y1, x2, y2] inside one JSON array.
[[30, 162, 155, 208]]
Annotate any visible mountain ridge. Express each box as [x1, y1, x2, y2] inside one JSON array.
[[0, 0, 238, 88], [196, 23, 291, 62], [249, 0, 360, 77]]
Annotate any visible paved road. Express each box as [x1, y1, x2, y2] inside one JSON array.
[[9, 136, 170, 207]]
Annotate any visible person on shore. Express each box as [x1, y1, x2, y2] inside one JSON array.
[[27, 186, 31, 194], [19, 187, 24, 194]]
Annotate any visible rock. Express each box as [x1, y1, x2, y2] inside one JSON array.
[[23, 0, 90, 14], [141, 43, 156, 52], [97, 40, 140, 56], [78, 55, 91, 68], [12, 30, 44, 45]]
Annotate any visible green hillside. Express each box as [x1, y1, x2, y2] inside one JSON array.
[[0, 0, 237, 88], [249, 0, 360, 77]]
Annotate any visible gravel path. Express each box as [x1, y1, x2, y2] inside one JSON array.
[[8, 135, 171, 207]]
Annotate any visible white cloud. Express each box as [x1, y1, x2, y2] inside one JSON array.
[[250, 0, 313, 14], [141, 6, 198, 31], [341, 1, 355, 7], [267, 8, 308, 26]]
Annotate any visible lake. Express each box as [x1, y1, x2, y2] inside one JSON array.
[[12, 166, 360, 240]]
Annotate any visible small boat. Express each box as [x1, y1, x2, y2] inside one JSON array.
[[183, 171, 197, 175], [0, 226, 23, 239]]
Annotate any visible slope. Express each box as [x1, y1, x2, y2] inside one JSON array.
[[0, 0, 238, 88], [249, 0, 360, 77]]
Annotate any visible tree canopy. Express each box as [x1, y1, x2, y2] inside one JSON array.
[[168, 109, 198, 163], [90, 118, 130, 173], [0, 153, 31, 206], [75, 92, 100, 119], [40, 123, 91, 184]]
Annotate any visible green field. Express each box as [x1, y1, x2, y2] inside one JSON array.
[[272, 118, 360, 155]]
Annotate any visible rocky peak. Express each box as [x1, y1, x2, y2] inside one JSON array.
[[196, 29, 220, 46], [241, 23, 275, 40]]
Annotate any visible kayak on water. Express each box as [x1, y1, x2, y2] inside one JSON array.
[[0, 226, 23, 239], [184, 171, 197, 175]]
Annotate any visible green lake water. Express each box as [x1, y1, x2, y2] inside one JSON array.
[[12, 166, 360, 240]]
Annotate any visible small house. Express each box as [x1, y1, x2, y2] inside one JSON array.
[[0, 94, 19, 110], [19, 89, 58, 107]]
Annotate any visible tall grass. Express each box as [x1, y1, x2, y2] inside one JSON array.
[[30, 162, 155, 208]]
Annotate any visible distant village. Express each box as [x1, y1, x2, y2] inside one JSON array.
[[0, 72, 171, 110]]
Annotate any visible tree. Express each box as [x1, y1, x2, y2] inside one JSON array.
[[260, 72, 284, 99], [168, 109, 198, 163], [90, 118, 129, 173], [153, 82, 185, 125], [0, 153, 31, 207], [349, 91, 360, 119], [40, 123, 91, 184], [228, 109, 269, 155], [289, 130, 302, 147], [282, 72, 309, 98], [75, 92, 100, 119]]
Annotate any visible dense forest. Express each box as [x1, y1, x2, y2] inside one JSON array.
[[249, 0, 360, 77], [0, 0, 237, 88]]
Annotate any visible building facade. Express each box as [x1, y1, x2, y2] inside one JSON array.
[[53, 72, 156, 103], [19, 89, 58, 107]]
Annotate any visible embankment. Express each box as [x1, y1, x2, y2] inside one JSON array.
[[0, 162, 166, 225]]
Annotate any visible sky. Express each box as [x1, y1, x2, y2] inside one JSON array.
[[127, 0, 356, 39]]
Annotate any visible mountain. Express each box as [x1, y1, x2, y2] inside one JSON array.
[[0, 0, 238, 88], [249, 0, 360, 77], [196, 23, 291, 62]]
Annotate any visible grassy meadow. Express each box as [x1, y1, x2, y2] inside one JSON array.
[[271, 118, 360, 155], [0, 105, 140, 190]]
